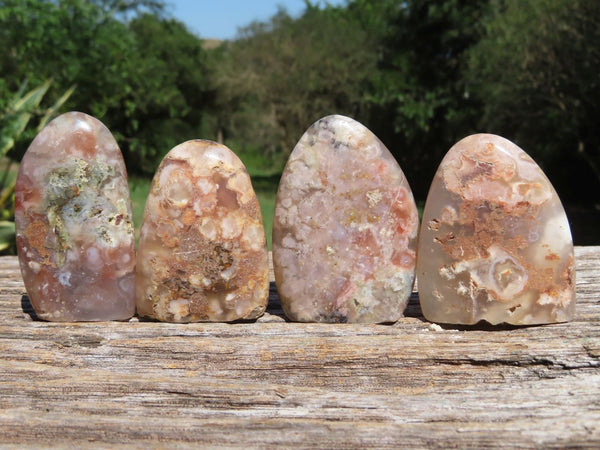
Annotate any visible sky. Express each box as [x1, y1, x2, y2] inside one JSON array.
[[167, 0, 346, 40]]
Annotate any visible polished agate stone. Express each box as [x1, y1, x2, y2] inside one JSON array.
[[273, 115, 419, 323], [417, 134, 575, 325], [15, 112, 136, 321], [136, 140, 269, 322]]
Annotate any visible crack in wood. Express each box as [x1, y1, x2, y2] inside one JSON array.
[[0, 249, 599, 446]]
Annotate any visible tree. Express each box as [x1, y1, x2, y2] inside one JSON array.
[[346, 0, 491, 198], [120, 13, 214, 173], [467, 0, 600, 202], [212, 5, 378, 174], [0, 0, 216, 174], [0, 0, 152, 158]]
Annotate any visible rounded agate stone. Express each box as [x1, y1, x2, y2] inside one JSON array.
[[273, 115, 419, 323], [15, 112, 136, 321], [136, 140, 269, 322], [417, 134, 575, 325]]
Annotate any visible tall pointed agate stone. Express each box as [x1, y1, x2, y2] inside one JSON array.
[[417, 134, 575, 325], [273, 115, 419, 323], [15, 112, 135, 321], [136, 140, 269, 322]]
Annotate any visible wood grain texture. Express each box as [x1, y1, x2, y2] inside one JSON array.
[[0, 247, 599, 448]]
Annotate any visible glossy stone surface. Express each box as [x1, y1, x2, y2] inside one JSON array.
[[15, 112, 135, 321], [273, 115, 419, 323], [417, 134, 575, 325], [136, 140, 269, 322]]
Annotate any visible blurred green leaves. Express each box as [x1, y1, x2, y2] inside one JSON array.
[[0, 79, 74, 253], [0, 80, 75, 157], [0, 0, 598, 254], [213, 5, 377, 168], [0, 221, 15, 252], [0, 0, 211, 174], [466, 0, 600, 200]]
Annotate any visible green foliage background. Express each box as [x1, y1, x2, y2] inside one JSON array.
[[1, 0, 599, 249]]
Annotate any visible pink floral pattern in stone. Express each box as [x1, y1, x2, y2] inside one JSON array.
[[135, 140, 269, 322], [273, 115, 419, 323], [417, 134, 575, 325], [15, 112, 136, 321]]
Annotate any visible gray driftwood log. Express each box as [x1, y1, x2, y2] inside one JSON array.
[[0, 247, 599, 448]]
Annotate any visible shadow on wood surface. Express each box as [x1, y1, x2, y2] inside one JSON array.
[[2, 249, 598, 447], [20, 294, 38, 321], [19, 282, 290, 324], [21, 281, 532, 331]]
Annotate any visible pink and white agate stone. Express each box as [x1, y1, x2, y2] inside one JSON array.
[[273, 115, 419, 323], [15, 112, 136, 321], [417, 134, 575, 325], [135, 140, 269, 322]]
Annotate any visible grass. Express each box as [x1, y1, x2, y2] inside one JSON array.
[[128, 175, 278, 249], [254, 178, 277, 249], [128, 176, 151, 240]]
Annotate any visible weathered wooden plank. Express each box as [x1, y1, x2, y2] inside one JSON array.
[[0, 247, 599, 448]]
